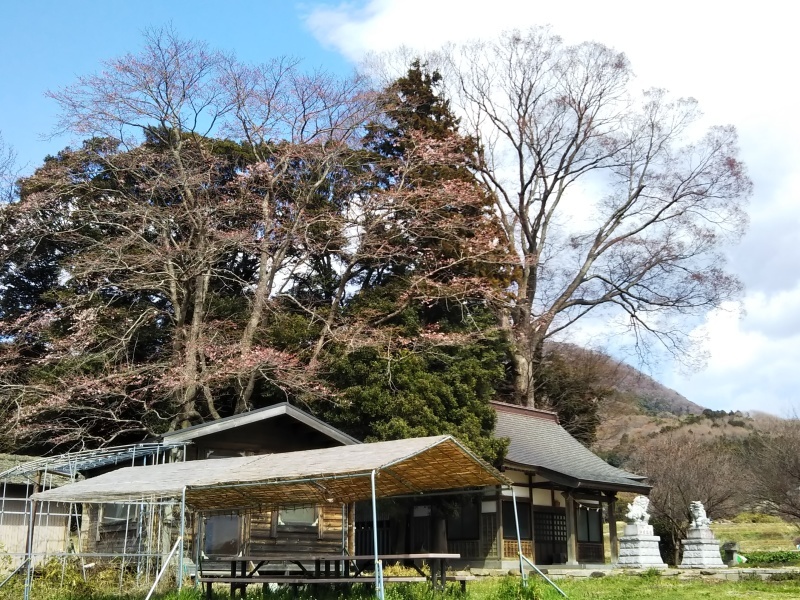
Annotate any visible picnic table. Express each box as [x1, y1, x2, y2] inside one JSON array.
[[198, 552, 471, 598]]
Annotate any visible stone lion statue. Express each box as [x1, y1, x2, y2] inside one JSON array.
[[689, 501, 711, 529], [626, 495, 651, 524]]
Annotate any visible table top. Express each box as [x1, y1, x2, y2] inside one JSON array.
[[210, 552, 460, 562]]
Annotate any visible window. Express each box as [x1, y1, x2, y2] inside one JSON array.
[[203, 514, 241, 556], [576, 507, 603, 543], [502, 500, 531, 540], [101, 503, 137, 524], [277, 505, 318, 529], [447, 496, 480, 540]]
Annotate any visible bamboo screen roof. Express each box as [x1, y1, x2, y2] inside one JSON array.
[[32, 435, 509, 511]]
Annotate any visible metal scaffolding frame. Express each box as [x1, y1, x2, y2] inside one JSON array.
[[0, 441, 188, 599]]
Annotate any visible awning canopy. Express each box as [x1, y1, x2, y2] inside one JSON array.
[[32, 435, 510, 511]]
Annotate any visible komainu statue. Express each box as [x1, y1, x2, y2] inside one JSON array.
[[626, 495, 651, 524], [689, 501, 711, 529]]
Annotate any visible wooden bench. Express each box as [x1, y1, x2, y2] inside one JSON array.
[[198, 574, 475, 597], [198, 575, 425, 599]]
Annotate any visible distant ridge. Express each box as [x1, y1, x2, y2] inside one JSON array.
[[611, 362, 705, 416]]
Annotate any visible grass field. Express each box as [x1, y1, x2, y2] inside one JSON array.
[[712, 521, 799, 553], [7, 575, 800, 600], [602, 519, 800, 558], [4, 518, 800, 599]]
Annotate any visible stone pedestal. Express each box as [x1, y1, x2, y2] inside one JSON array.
[[617, 523, 668, 568], [679, 527, 725, 568]]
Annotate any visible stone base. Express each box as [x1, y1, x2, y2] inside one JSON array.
[[617, 535, 668, 568], [679, 528, 725, 568], [624, 523, 654, 537]]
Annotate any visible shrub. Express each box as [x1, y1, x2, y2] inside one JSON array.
[[742, 551, 800, 566]]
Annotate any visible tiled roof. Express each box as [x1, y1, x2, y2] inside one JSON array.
[[492, 402, 650, 493]]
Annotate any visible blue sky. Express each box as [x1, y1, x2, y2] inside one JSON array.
[[1, 1, 349, 170], [3, 0, 800, 415]]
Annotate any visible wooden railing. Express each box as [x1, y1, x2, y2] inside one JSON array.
[[503, 539, 533, 559]]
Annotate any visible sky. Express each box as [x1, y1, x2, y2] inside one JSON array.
[[1, 0, 798, 416]]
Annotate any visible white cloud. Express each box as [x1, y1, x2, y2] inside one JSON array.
[[666, 290, 800, 415], [305, 0, 800, 414]]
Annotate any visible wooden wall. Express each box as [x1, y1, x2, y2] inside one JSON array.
[[0, 491, 70, 567]]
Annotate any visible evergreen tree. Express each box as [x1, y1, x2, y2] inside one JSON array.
[[315, 61, 510, 465]]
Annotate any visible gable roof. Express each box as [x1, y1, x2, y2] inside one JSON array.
[[492, 402, 650, 494], [32, 435, 511, 511], [160, 402, 359, 446]]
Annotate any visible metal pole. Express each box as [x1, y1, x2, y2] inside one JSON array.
[[0, 479, 7, 532], [23, 471, 41, 600], [370, 470, 384, 600], [511, 487, 525, 584], [520, 554, 568, 598], [178, 488, 186, 590], [144, 537, 182, 600], [118, 502, 132, 591]]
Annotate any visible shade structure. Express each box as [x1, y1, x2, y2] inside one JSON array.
[[32, 435, 509, 511]]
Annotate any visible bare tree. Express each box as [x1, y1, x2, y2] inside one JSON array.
[[627, 432, 742, 564], [0, 132, 17, 203], [742, 419, 800, 521], [436, 28, 751, 406], [0, 28, 377, 448]]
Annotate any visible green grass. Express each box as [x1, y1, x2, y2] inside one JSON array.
[[6, 575, 800, 600], [603, 519, 800, 557], [6, 518, 800, 599], [712, 521, 799, 553]]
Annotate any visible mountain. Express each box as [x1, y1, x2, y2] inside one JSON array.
[[543, 344, 768, 454], [611, 362, 705, 416]]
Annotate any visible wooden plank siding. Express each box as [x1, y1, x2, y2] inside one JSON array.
[[247, 505, 344, 555]]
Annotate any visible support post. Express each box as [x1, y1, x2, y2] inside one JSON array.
[[564, 493, 578, 566], [497, 489, 504, 561], [348, 502, 356, 555], [370, 470, 384, 600], [23, 471, 42, 600], [608, 496, 618, 565], [178, 488, 186, 589]]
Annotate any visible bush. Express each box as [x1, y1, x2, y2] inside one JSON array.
[[742, 550, 800, 566]]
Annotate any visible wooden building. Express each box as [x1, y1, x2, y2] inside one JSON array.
[[83, 402, 360, 562], [160, 402, 359, 560], [8, 401, 649, 570], [355, 402, 650, 568]]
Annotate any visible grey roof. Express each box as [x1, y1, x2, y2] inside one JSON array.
[[492, 403, 650, 493], [32, 435, 511, 510], [160, 402, 360, 446]]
